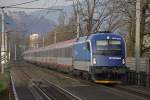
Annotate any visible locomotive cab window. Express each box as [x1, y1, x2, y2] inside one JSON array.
[[96, 40, 121, 55]]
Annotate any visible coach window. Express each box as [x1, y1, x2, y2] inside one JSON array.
[[64, 48, 67, 57], [40, 51, 42, 57], [52, 49, 53, 56], [50, 49, 52, 56], [70, 47, 72, 57], [55, 49, 57, 57], [60, 49, 62, 57], [54, 49, 58, 57], [56, 49, 58, 57], [85, 42, 90, 52], [63, 48, 65, 57], [44, 51, 46, 57], [68, 47, 70, 57], [58, 49, 59, 57], [52, 49, 54, 57], [45, 51, 47, 57], [42, 51, 44, 57], [53, 50, 55, 57], [49, 50, 51, 56], [61, 48, 63, 57], [57, 49, 59, 57], [54, 49, 55, 57], [67, 47, 69, 57], [37, 52, 39, 57], [60, 48, 61, 57], [70, 46, 72, 57], [47, 50, 49, 56], [69, 47, 71, 57], [62, 48, 63, 57], [62, 48, 64, 57], [66, 48, 67, 57], [40, 51, 41, 57], [59, 49, 61, 57], [46, 50, 48, 57], [66, 47, 69, 57]]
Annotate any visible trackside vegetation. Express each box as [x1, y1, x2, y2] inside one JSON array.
[[0, 67, 10, 100]]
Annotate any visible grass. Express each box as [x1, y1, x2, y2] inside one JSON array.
[[0, 73, 9, 91], [0, 67, 10, 100]]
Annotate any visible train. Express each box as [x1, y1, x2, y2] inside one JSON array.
[[24, 32, 127, 84]]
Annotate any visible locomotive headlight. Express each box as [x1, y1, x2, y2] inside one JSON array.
[[93, 58, 96, 64], [122, 59, 125, 64]]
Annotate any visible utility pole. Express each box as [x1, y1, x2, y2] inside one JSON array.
[[8, 42, 11, 61], [5, 27, 7, 63], [89, 0, 95, 33], [42, 37, 45, 47], [65, 0, 80, 38], [14, 44, 16, 61], [135, 0, 141, 85], [1, 8, 7, 74], [76, 0, 80, 38], [54, 31, 56, 43]]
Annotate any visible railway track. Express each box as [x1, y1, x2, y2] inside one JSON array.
[[10, 74, 18, 100], [10, 62, 150, 100], [22, 70, 80, 100], [34, 65, 150, 100], [114, 85, 150, 100]]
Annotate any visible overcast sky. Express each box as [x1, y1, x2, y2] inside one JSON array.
[[0, 0, 73, 13]]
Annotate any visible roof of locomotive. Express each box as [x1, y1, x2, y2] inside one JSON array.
[[76, 32, 123, 43]]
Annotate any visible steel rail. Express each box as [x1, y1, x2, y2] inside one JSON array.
[[33, 85, 52, 100], [21, 70, 52, 100], [115, 85, 150, 99], [22, 69, 80, 100], [10, 73, 19, 100], [44, 79, 82, 100]]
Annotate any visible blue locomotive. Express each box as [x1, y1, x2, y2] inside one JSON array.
[[24, 32, 126, 84]]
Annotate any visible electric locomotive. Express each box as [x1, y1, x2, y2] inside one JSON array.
[[24, 32, 126, 84], [73, 32, 126, 83]]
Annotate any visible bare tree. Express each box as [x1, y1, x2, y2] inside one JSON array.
[[45, 15, 76, 44], [43, 0, 150, 57], [72, 0, 149, 56]]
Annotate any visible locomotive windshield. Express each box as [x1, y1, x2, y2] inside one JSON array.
[[96, 40, 121, 55]]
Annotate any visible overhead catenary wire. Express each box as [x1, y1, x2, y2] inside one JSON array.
[[5, 6, 63, 11], [30, 0, 59, 29], [0, 0, 40, 8], [0, 0, 63, 63], [4, 0, 61, 35], [23, 0, 59, 38]]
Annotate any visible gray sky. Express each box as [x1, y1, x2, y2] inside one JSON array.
[[0, 0, 73, 13]]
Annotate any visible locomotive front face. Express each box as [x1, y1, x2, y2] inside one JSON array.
[[91, 34, 126, 68]]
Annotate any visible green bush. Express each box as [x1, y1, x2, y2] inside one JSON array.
[[0, 71, 10, 100]]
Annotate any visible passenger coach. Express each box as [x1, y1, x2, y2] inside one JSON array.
[[24, 32, 126, 84]]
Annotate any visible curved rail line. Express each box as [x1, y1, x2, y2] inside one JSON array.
[[27, 63, 150, 100], [114, 85, 150, 100], [22, 70, 80, 100], [33, 84, 52, 100], [10, 74, 19, 100], [44, 79, 82, 100], [21, 70, 52, 100]]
